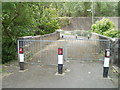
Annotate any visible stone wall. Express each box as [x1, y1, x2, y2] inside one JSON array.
[[91, 33, 120, 67], [18, 31, 60, 61], [61, 17, 119, 30], [18, 31, 60, 41]]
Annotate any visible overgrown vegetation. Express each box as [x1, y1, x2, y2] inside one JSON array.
[[55, 2, 118, 17], [103, 29, 120, 38], [2, 2, 60, 63], [91, 18, 120, 38]]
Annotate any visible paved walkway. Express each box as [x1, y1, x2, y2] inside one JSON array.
[[2, 60, 118, 88]]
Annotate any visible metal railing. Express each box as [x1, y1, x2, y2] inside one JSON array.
[[17, 37, 110, 66]]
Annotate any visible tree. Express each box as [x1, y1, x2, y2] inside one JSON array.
[[94, 2, 118, 17], [2, 2, 60, 63]]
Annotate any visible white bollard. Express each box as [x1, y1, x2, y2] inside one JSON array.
[[19, 47, 24, 70], [58, 48, 63, 74], [103, 49, 110, 78]]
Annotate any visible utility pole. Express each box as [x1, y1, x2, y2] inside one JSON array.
[[92, 0, 94, 25]]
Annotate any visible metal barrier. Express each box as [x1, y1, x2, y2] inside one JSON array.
[[17, 37, 110, 70], [64, 38, 110, 61]]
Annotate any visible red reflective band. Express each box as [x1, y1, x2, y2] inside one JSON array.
[[58, 48, 63, 55], [19, 48, 23, 54]]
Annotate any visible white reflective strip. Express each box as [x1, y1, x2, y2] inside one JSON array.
[[19, 54, 24, 62], [58, 55, 63, 64], [104, 57, 110, 67]]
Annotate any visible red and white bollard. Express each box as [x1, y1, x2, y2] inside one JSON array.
[[19, 47, 24, 70], [103, 49, 110, 78], [58, 48, 63, 74]]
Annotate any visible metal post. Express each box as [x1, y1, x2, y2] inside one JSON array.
[[92, 0, 94, 25], [65, 40, 68, 62], [17, 40, 19, 57], [64, 40, 68, 71]]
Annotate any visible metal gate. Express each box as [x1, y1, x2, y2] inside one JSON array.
[[17, 38, 110, 66], [64, 38, 110, 61]]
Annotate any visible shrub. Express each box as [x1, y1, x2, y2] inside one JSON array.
[[92, 18, 115, 34], [103, 29, 119, 38], [91, 18, 120, 38]]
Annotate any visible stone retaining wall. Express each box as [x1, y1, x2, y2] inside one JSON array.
[[18, 31, 60, 41], [61, 17, 119, 30], [91, 33, 120, 67]]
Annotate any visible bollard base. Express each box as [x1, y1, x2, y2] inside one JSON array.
[[19, 62, 24, 70], [55, 72, 65, 76], [58, 64, 63, 74], [19, 69, 28, 72], [103, 67, 109, 78]]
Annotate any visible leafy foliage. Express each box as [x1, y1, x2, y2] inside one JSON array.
[[94, 2, 118, 17], [55, 2, 118, 17], [56, 2, 91, 17], [2, 2, 34, 63], [37, 4, 60, 34], [2, 2, 60, 63], [91, 18, 119, 38], [118, 2, 120, 16], [92, 18, 115, 34], [103, 29, 120, 38]]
